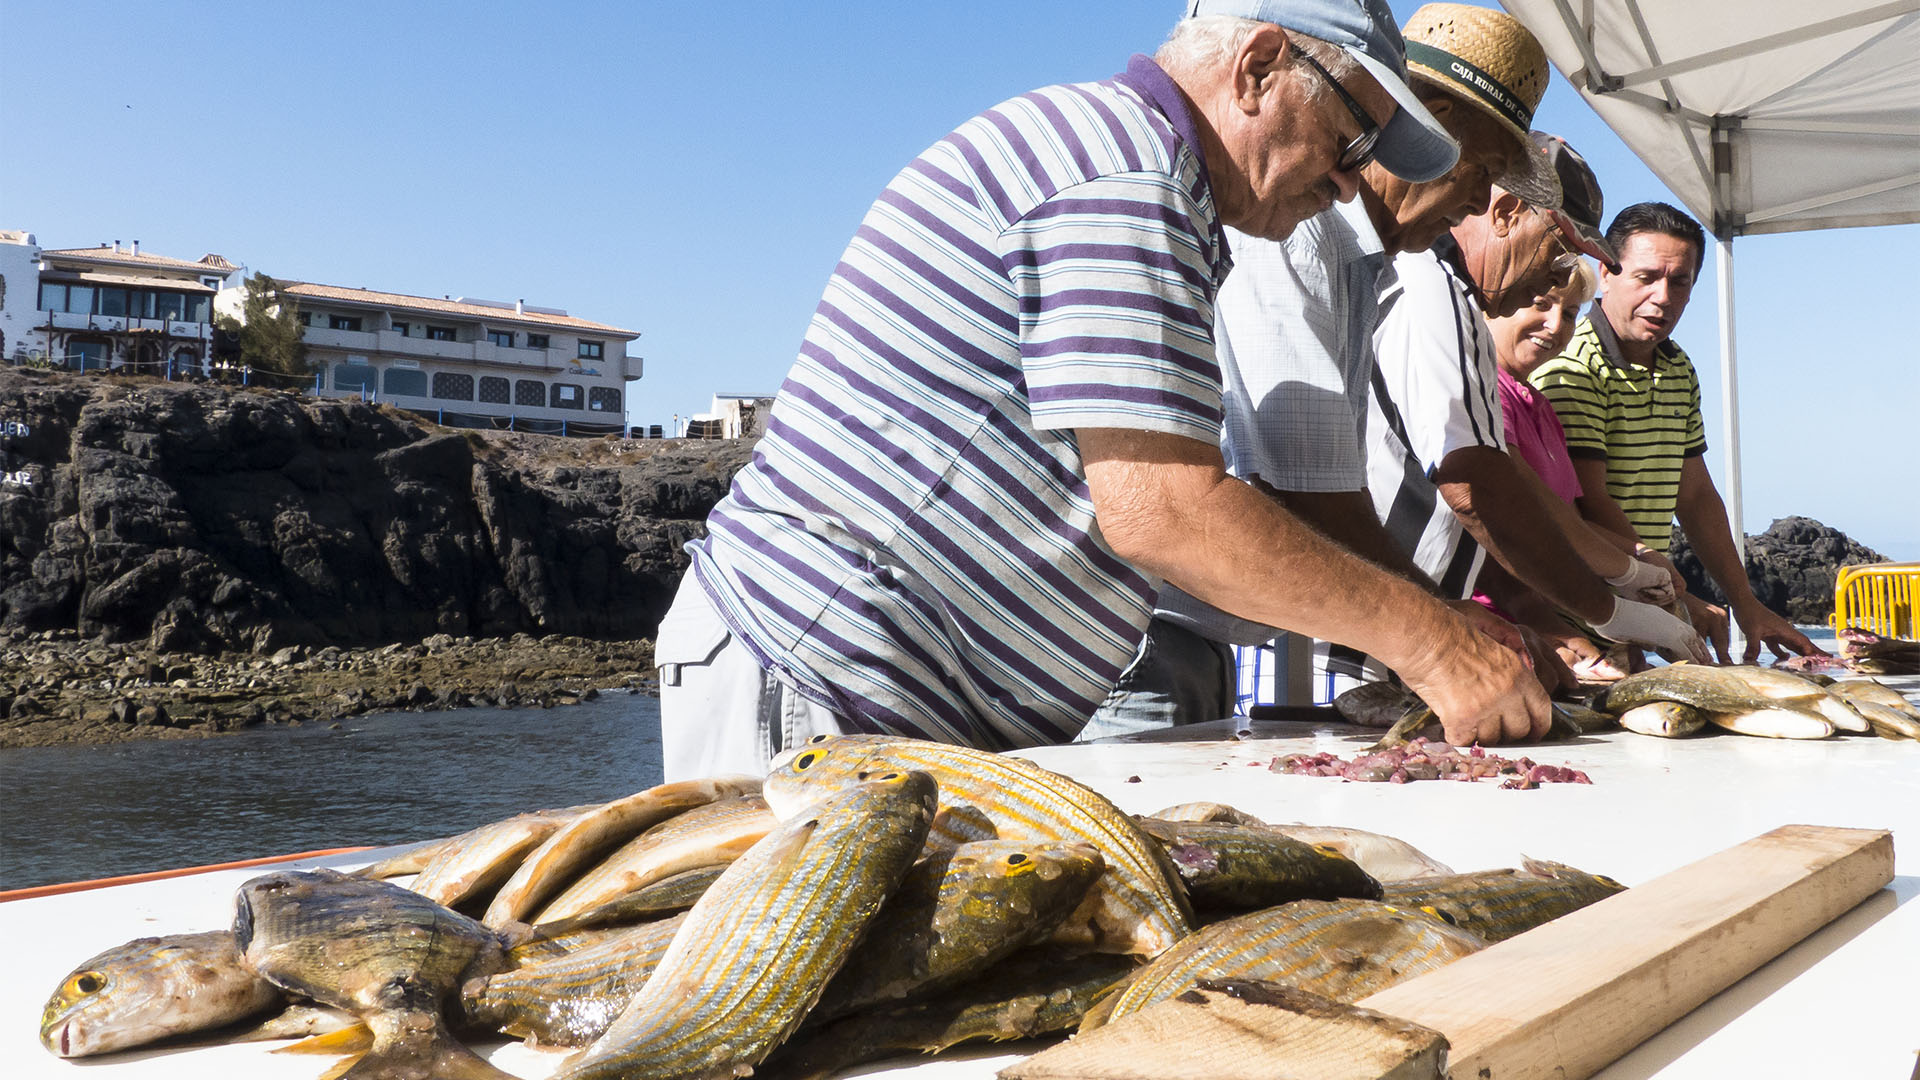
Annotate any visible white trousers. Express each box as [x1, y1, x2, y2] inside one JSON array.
[[654, 576, 847, 782]]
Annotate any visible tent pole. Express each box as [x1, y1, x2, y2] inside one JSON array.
[[1715, 236, 1744, 590]]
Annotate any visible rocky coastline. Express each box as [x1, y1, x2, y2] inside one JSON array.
[[1, 368, 750, 747]]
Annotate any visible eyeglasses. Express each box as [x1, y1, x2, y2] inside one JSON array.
[[1293, 49, 1382, 173]]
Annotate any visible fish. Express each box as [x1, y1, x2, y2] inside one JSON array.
[[1260, 824, 1456, 881], [1828, 680, 1920, 719], [482, 775, 761, 927], [1134, 818, 1382, 912], [555, 769, 938, 1080], [1617, 701, 1706, 737], [1333, 681, 1423, 729], [762, 734, 1194, 957], [811, 839, 1106, 1021], [409, 804, 593, 909], [1081, 898, 1485, 1031], [532, 796, 774, 923], [758, 949, 1138, 1080], [1714, 666, 1869, 733], [1601, 664, 1801, 717], [1378, 859, 1627, 942], [39, 930, 282, 1058], [1148, 802, 1269, 826], [462, 914, 687, 1046], [354, 839, 460, 881], [234, 867, 516, 1080], [526, 864, 728, 938], [1842, 698, 1920, 740], [1705, 706, 1834, 740], [1555, 701, 1617, 732]]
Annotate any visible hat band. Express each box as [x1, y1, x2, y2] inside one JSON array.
[[1404, 40, 1534, 134]]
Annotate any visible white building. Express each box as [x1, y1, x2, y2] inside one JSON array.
[[254, 282, 641, 434], [685, 393, 773, 439], [2, 237, 243, 374]]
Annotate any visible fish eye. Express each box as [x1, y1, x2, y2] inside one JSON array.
[[876, 772, 900, 781], [1006, 853, 1029, 865], [793, 751, 821, 771], [1311, 844, 1343, 858], [1596, 875, 1624, 889], [808, 734, 832, 744], [1420, 905, 1460, 927], [70, 972, 106, 996]]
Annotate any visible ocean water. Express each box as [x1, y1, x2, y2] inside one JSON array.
[[0, 694, 666, 891]]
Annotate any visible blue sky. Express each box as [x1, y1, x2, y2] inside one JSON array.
[[5, 1, 1915, 557]]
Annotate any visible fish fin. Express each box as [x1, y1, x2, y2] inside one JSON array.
[[272, 1023, 374, 1055], [329, 1019, 518, 1080], [316, 1053, 368, 1080]]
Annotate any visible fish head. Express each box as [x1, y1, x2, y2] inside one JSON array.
[[945, 840, 1107, 919], [39, 932, 276, 1058], [763, 734, 892, 818]]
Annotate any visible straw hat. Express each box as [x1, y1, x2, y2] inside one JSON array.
[[1400, 3, 1561, 208]]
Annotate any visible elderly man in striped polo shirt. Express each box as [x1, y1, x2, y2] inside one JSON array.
[[654, 0, 1558, 780], [1531, 203, 1822, 664]]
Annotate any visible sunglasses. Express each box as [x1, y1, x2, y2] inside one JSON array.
[[1294, 49, 1382, 173]]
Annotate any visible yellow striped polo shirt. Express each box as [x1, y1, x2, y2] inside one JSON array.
[[1528, 308, 1705, 552]]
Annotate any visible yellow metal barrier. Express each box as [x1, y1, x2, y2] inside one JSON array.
[[1831, 562, 1920, 641]]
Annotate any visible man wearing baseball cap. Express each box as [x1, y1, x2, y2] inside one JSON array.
[[656, 1, 1552, 777], [1084, 4, 1698, 742]]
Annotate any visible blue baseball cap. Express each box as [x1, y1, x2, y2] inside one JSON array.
[[1185, 0, 1462, 182]]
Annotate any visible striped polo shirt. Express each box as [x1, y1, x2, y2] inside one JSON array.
[[687, 55, 1231, 750], [1528, 308, 1706, 553], [1309, 240, 1503, 701]]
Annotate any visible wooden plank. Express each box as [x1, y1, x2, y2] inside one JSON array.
[[1001, 980, 1448, 1080], [1356, 824, 1894, 1080]]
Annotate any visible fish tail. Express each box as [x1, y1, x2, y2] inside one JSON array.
[[271, 1023, 374, 1055], [328, 1012, 518, 1080]]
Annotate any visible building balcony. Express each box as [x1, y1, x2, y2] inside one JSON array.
[[40, 311, 212, 336]]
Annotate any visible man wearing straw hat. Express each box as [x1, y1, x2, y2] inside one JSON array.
[[1085, 3, 1702, 736], [655, 0, 1556, 778]]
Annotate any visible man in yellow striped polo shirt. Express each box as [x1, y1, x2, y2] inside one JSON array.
[[1530, 202, 1821, 663]]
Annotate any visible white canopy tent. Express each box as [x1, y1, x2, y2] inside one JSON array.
[[1497, 0, 1920, 564]]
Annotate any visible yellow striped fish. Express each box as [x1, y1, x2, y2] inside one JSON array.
[[1380, 859, 1626, 942], [463, 914, 687, 1046], [764, 734, 1193, 956], [555, 770, 937, 1080], [534, 796, 774, 922], [409, 804, 592, 909], [1083, 898, 1485, 1031]]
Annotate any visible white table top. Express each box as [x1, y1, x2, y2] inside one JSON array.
[[6, 693, 1917, 1079]]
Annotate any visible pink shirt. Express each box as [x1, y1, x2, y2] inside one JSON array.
[[1498, 369, 1583, 505]]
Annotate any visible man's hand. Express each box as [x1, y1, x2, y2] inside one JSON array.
[[1517, 625, 1579, 695], [1592, 597, 1711, 664], [1685, 593, 1732, 663], [1635, 546, 1687, 601], [1605, 556, 1675, 607], [1734, 601, 1827, 663], [1396, 613, 1552, 746], [1448, 599, 1525, 655]]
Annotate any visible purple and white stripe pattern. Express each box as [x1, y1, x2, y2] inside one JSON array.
[[689, 57, 1230, 750]]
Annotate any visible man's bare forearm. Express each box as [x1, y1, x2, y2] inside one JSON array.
[[1434, 447, 1615, 624]]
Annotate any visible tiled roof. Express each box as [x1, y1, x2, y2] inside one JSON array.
[[41, 246, 230, 274], [280, 282, 637, 337], [197, 254, 237, 270]]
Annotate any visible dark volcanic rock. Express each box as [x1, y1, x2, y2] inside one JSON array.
[[1670, 516, 1889, 624], [0, 369, 751, 651]]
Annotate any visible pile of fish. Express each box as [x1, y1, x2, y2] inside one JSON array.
[[1779, 628, 1920, 677], [1334, 665, 1920, 745], [38, 734, 1633, 1080]]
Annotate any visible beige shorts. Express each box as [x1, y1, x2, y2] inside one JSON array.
[[654, 576, 847, 782]]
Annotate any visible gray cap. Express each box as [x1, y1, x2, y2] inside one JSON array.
[[1531, 133, 1620, 272], [1186, 0, 1461, 181]]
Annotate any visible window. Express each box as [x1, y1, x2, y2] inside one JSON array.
[[526, 333, 549, 349], [577, 340, 603, 361], [514, 379, 545, 407], [588, 387, 621, 412], [153, 293, 187, 321], [425, 325, 455, 341], [68, 340, 109, 368], [202, 277, 222, 289], [329, 314, 363, 332], [486, 329, 513, 348], [432, 372, 474, 400], [383, 368, 427, 397], [332, 364, 378, 391], [184, 295, 210, 323], [390, 321, 410, 337], [551, 383, 583, 410], [478, 376, 510, 404], [39, 282, 65, 311], [97, 288, 130, 317]]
